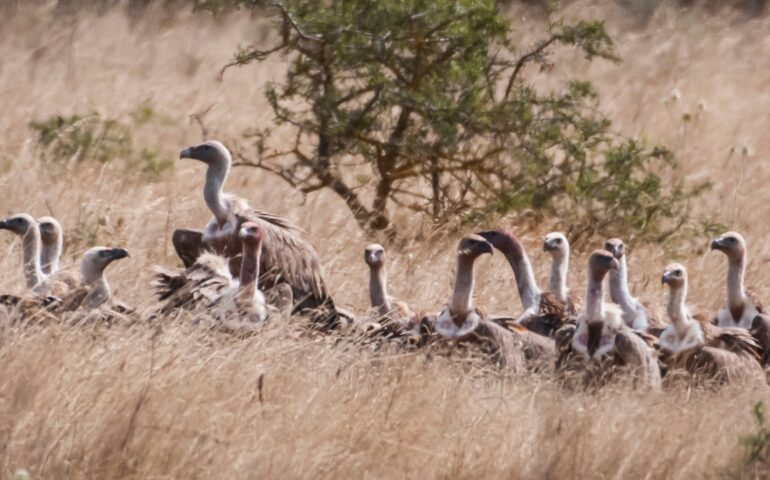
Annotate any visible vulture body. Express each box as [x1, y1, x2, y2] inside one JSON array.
[[428, 235, 554, 369], [660, 263, 764, 385], [155, 222, 268, 327], [173, 141, 338, 329], [604, 238, 665, 334], [477, 230, 574, 338], [558, 250, 661, 390], [711, 232, 763, 329], [54, 246, 132, 318]]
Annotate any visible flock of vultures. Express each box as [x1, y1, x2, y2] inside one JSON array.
[[1, 140, 769, 389]]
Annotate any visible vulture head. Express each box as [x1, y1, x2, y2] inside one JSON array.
[[0, 213, 37, 238], [179, 140, 231, 169], [38, 216, 63, 247], [458, 234, 493, 259], [588, 249, 619, 282], [603, 238, 625, 260], [238, 222, 262, 249], [661, 263, 687, 290], [476, 229, 521, 258], [81, 247, 129, 284], [711, 231, 746, 263], [543, 232, 568, 257], [364, 243, 386, 269]]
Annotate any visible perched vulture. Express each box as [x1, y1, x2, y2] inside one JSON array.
[[173, 140, 339, 329], [660, 263, 764, 384], [558, 250, 661, 390], [604, 238, 665, 334], [477, 230, 574, 338], [37, 216, 63, 276], [711, 232, 763, 329], [543, 232, 579, 315], [361, 243, 423, 338], [55, 247, 131, 314], [154, 222, 269, 327]]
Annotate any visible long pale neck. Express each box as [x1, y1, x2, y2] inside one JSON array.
[[727, 256, 747, 311], [450, 256, 475, 316], [204, 162, 230, 225], [608, 256, 634, 310], [549, 252, 569, 303], [239, 241, 262, 299], [369, 265, 393, 315], [22, 228, 44, 289], [40, 240, 62, 275], [504, 251, 540, 310], [586, 272, 605, 321], [667, 284, 691, 332]]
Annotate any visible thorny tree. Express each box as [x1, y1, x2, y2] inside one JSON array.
[[219, 0, 707, 242]]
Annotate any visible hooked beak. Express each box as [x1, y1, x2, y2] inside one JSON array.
[[543, 239, 553, 252], [0, 219, 10, 231], [661, 272, 671, 285], [480, 241, 494, 256], [107, 248, 130, 261], [710, 238, 724, 251], [179, 147, 193, 160]]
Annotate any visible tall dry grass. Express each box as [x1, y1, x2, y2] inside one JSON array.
[[2, 1, 770, 478]]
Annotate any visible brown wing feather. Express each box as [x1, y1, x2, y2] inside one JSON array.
[[152, 254, 233, 314], [614, 329, 662, 389], [670, 346, 765, 385], [701, 321, 762, 361], [750, 313, 770, 366]]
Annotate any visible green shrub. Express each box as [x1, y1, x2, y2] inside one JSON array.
[[29, 109, 173, 180], [213, 0, 708, 242]]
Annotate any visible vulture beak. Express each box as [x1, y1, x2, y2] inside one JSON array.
[[710, 238, 724, 251], [543, 239, 554, 252], [107, 248, 130, 261], [179, 147, 193, 160], [608, 257, 620, 272], [0, 219, 10, 230], [586, 322, 603, 358], [661, 272, 671, 285]]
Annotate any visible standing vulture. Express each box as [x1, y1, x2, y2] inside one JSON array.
[[604, 238, 665, 334], [172, 140, 339, 329], [477, 230, 574, 338], [711, 232, 763, 329], [558, 250, 661, 390], [543, 232, 579, 315], [155, 222, 269, 327], [660, 263, 764, 384]]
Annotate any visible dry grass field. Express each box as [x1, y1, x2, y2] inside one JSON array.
[[2, 1, 770, 478]]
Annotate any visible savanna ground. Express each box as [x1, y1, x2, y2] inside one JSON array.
[[1, 1, 770, 478]]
